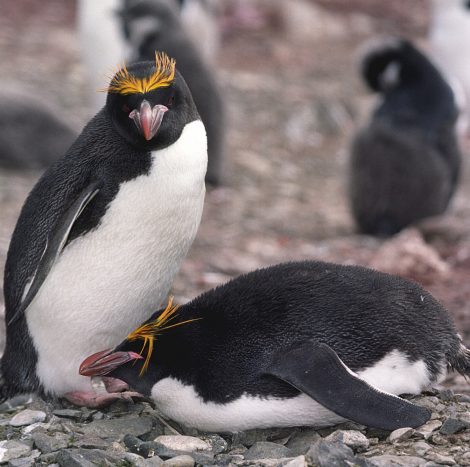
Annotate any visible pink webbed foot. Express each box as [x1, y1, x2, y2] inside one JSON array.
[[102, 377, 130, 393], [63, 390, 144, 409]]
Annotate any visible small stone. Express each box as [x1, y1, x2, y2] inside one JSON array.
[[285, 429, 321, 456], [201, 434, 228, 454], [153, 435, 211, 452], [214, 453, 245, 465], [124, 433, 144, 454], [0, 440, 32, 463], [72, 435, 109, 450], [306, 440, 358, 467], [325, 430, 370, 451], [21, 422, 50, 435], [52, 409, 83, 420], [438, 389, 454, 401], [9, 410, 46, 427], [81, 415, 153, 440], [0, 395, 31, 413], [368, 454, 427, 466], [455, 394, 470, 403], [6, 449, 40, 467], [284, 456, 307, 467], [388, 427, 415, 443], [244, 441, 292, 460], [163, 454, 195, 467], [412, 441, 432, 456], [56, 448, 123, 467], [31, 432, 69, 453], [124, 452, 164, 466], [425, 451, 456, 465], [416, 420, 442, 439], [439, 417, 468, 435]]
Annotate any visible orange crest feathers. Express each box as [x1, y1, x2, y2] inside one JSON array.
[[107, 51, 176, 95], [127, 296, 199, 376]]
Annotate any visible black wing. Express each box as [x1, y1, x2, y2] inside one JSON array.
[[266, 341, 431, 431], [7, 181, 101, 326]]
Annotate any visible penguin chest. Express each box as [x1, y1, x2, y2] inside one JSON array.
[[28, 120, 207, 394], [150, 378, 346, 432]]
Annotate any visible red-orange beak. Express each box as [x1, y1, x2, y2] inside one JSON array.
[[79, 348, 143, 377], [129, 100, 168, 141]]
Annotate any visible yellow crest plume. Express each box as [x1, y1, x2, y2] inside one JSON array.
[[107, 51, 176, 95], [127, 296, 199, 376]]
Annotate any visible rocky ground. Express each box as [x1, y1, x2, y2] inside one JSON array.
[[1, 388, 470, 466], [1, 0, 470, 465]]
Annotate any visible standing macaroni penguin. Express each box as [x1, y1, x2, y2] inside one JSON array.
[[1, 53, 207, 406], [349, 38, 462, 236]]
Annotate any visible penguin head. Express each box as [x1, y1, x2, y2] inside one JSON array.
[[105, 52, 199, 151], [79, 298, 195, 395]]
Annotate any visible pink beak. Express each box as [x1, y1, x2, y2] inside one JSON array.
[[79, 348, 143, 376], [129, 100, 168, 141]]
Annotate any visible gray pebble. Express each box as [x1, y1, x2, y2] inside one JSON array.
[[306, 439, 367, 467], [425, 451, 456, 465], [52, 409, 83, 420], [285, 429, 321, 456], [31, 432, 69, 453], [388, 427, 415, 443], [162, 454, 195, 467], [325, 430, 370, 451], [153, 435, 211, 452], [244, 441, 292, 460], [0, 440, 32, 463], [9, 410, 46, 427], [368, 454, 427, 466], [439, 417, 468, 435], [81, 415, 153, 440]]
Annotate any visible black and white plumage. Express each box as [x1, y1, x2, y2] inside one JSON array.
[[349, 38, 462, 236], [1, 56, 207, 403], [0, 92, 76, 171], [80, 261, 470, 432], [78, 0, 224, 185]]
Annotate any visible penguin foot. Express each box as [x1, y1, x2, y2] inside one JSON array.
[[102, 376, 129, 393], [63, 390, 144, 408]]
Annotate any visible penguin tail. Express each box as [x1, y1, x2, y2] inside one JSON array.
[[360, 37, 407, 93], [0, 362, 8, 404], [448, 342, 470, 378]]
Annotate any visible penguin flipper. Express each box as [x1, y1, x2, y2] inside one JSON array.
[[7, 181, 101, 326], [266, 341, 431, 431]]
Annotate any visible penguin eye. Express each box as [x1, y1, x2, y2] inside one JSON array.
[[167, 94, 175, 108], [122, 104, 130, 113]]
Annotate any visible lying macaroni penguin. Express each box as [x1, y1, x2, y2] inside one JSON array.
[[80, 261, 470, 432], [350, 38, 462, 236], [1, 52, 207, 406]]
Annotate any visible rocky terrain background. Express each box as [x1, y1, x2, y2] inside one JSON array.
[[0, 0, 469, 465]]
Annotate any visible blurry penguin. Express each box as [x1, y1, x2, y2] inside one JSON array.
[[430, 0, 470, 131], [0, 91, 76, 171], [78, 0, 224, 185], [349, 38, 462, 237], [121, 0, 225, 185], [80, 261, 470, 432], [0, 54, 207, 407]]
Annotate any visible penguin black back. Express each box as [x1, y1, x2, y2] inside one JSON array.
[[350, 38, 462, 236]]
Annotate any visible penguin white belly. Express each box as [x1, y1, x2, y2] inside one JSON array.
[[27, 120, 207, 395], [151, 350, 435, 432]]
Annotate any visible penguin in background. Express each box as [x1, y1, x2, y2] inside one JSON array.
[[78, 0, 224, 185], [1, 53, 208, 407], [80, 261, 470, 432], [430, 0, 470, 132], [349, 38, 462, 237], [0, 91, 76, 171]]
